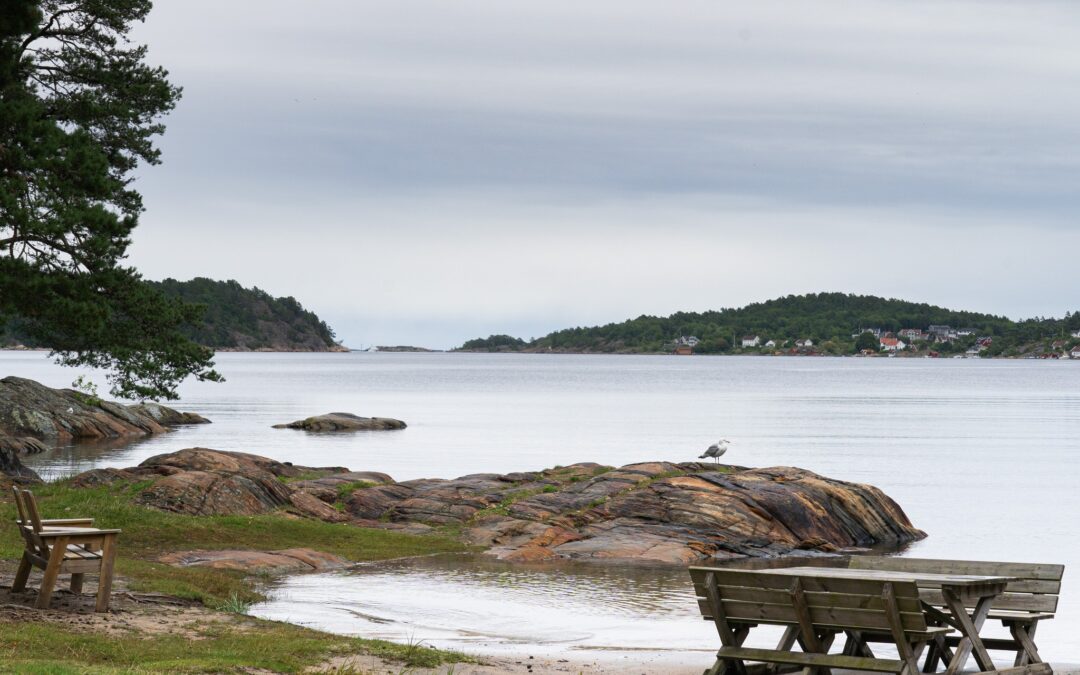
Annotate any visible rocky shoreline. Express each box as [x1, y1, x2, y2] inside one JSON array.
[[0, 376, 209, 482], [0, 376, 923, 566], [24, 447, 925, 567]]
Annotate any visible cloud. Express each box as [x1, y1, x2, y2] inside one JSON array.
[[126, 1, 1080, 346]]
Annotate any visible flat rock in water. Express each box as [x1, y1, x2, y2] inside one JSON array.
[[158, 548, 350, 574], [0, 377, 209, 455], [272, 412, 406, 431]]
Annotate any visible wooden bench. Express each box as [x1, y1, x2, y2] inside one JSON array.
[[847, 557, 1063, 669], [690, 566, 954, 675], [11, 487, 120, 612]]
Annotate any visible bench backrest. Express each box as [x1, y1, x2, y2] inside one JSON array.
[[847, 556, 1064, 614], [689, 567, 930, 637], [11, 487, 50, 558]]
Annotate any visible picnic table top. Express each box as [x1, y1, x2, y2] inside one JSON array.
[[756, 565, 1015, 587]]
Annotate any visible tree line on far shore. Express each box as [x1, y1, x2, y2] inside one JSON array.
[[457, 293, 1080, 356]]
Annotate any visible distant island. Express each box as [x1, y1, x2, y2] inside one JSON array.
[[2, 278, 346, 353], [458, 293, 1080, 359]]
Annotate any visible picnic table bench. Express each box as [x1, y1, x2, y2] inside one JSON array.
[[689, 566, 955, 675], [690, 564, 1055, 675], [847, 557, 1064, 671], [10, 487, 120, 612]]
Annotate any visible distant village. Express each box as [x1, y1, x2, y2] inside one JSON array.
[[672, 325, 1080, 359]]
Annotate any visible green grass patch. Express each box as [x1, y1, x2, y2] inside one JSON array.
[[335, 480, 375, 501], [0, 617, 472, 673], [277, 469, 339, 484], [0, 481, 465, 607]]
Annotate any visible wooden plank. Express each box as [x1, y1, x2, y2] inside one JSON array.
[[697, 599, 933, 634], [1007, 623, 1042, 665], [696, 586, 923, 613], [847, 557, 1064, 582], [12, 552, 31, 592], [790, 578, 824, 655], [23, 490, 45, 535], [11, 487, 28, 523], [969, 664, 1052, 675], [989, 610, 1054, 622], [918, 589, 1057, 613], [691, 569, 922, 599], [882, 582, 920, 675], [942, 587, 994, 675], [95, 533, 117, 612], [35, 534, 67, 609], [761, 567, 1013, 588], [713, 647, 904, 673]]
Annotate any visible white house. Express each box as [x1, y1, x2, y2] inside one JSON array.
[[764, 339, 777, 348], [879, 336, 907, 352], [1072, 329, 1080, 338], [677, 335, 700, 347], [741, 335, 761, 348], [795, 338, 814, 348]]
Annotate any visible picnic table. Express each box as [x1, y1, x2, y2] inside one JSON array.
[[761, 566, 1014, 675]]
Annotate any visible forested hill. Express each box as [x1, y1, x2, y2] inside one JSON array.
[[148, 278, 341, 351], [458, 293, 1080, 356], [3, 278, 343, 352]]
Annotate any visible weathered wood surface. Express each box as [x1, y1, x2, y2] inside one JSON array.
[[845, 556, 1062, 670], [692, 567, 942, 675], [11, 487, 121, 612]]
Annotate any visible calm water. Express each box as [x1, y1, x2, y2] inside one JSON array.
[[4, 351, 1078, 662]]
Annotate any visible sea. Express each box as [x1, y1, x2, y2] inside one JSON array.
[[4, 351, 1078, 665]]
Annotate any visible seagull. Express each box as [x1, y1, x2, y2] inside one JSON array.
[[699, 439, 731, 463]]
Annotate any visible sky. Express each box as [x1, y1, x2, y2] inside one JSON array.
[[126, 1, 1080, 349]]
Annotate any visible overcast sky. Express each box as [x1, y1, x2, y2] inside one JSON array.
[[126, 1, 1080, 348]]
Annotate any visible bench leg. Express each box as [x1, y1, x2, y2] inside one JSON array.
[[942, 589, 994, 675], [1006, 620, 1042, 666], [923, 633, 954, 673], [706, 626, 751, 675], [35, 537, 67, 610], [94, 534, 117, 613], [70, 573, 84, 595], [12, 552, 32, 592], [843, 630, 875, 658]]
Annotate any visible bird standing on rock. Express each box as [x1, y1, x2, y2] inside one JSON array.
[[699, 439, 731, 463]]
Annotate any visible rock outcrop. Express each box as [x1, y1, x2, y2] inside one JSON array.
[[343, 461, 926, 565], [272, 412, 406, 431], [70, 448, 388, 523], [0, 376, 209, 449], [0, 447, 40, 484], [158, 548, 350, 574], [65, 448, 924, 566], [127, 402, 210, 426]]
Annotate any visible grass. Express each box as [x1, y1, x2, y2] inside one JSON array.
[[0, 480, 466, 607], [335, 480, 375, 501], [0, 480, 476, 672], [0, 617, 473, 673]]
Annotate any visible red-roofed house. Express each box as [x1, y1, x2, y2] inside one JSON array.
[[880, 336, 907, 352]]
